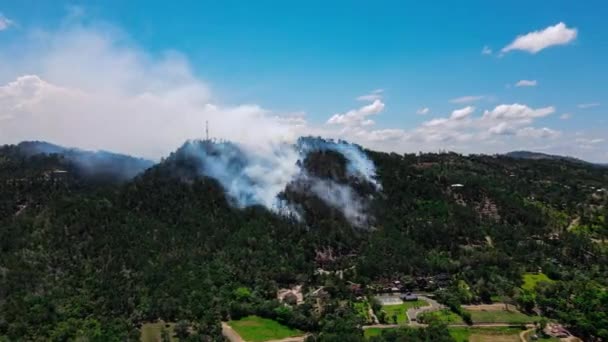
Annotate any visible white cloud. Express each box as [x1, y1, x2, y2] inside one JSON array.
[[560, 113, 572, 120], [327, 99, 385, 127], [575, 137, 606, 150], [365, 129, 406, 142], [488, 122, 516, 136], [482, 103, 554, 121], [450, 95, 484, 104], [416, 107, 429, 115], [0, 13, 13, 31], [576, 137, 604, 145], [578, 102, 600, 109], [356, 89, 383, 102], [450, 106, 475, 120], [502, 22, 577, 54], [481, 46, 492, 55], [515, 79, 537, 87], [516, 127, 561, 139]]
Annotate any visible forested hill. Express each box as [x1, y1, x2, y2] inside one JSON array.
[[505, 150, 608, 167], [1, 140, 607, 341]]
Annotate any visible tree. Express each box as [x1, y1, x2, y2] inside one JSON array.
[[174, 320, 190, 340], [160, 327, 171, 342]]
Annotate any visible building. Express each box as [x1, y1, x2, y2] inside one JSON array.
[[400, 293, 418, 301]]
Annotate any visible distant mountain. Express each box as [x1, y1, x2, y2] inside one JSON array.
[[16, 141, 155, 181], [505, 150, 607, 167]]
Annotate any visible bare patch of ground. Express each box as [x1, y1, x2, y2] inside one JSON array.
[[463, 303, 517, 311]]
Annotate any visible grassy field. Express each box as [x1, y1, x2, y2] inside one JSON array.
[[364, 327, 395, 338], [449, 327, 524, 342], [365, 326, 528, 341], [402, 299, 429, 310], [382, 304, 408, 324], [467, 308, 539, 324], [228, 315, 302, 342], [381, 299, 427, 324], [418, 309, 464, 324], [522, 273, 553, 291], [140, 322, 176, 342]]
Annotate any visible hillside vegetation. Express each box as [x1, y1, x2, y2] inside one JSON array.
[[0, 140, 607, 341]]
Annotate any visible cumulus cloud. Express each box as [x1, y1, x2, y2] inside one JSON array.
[[450, 95, 484, 104], [327, 99, 385, 127], [0, 13, 13, 31], [405, 103, 560, 149], [578, 102, 600, 109], [560, 113, 572, 120], [417, 107, 430, 115], [515, 80, 537, 87], [482, 103, 554, 122], [450, 106, 475, 120], [481, 46, 492, 55], [356, 89, 384, 102], [576, 137, 604, 145], [502, 22, 577, 54], [516, 127, 560, 139]]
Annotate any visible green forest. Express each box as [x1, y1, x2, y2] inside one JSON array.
[[1, 139, 607, 341]]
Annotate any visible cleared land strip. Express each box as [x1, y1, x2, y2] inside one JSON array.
[[221, 322, 245, 342]]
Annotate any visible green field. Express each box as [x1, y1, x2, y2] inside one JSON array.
[[522, 273, 553, 291], [449, 327, 524, 342], [228, 315, 302, 342], [467, 309, 539, 324], [402, 299, 429, 310], [381, 305, 408, 324], [381, 299, 428, 325], [364, 327, 394, 338], [140, 322, 176, 342], [418, 309, 464, 324]]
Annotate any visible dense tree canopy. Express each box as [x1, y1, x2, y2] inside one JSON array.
[[0, 141, 607, 340]]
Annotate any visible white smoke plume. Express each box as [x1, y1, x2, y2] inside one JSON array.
[[176, 138, 379, 227], [0, 20, 381, 226]]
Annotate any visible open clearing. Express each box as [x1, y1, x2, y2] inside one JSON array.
[[450, 327, 524, 342], [364, 327, 393, 338], [463, 305, 539, 324], [228, 315, 302, 342], [418, 309, 464, 324], [382, 299, 428, 324], [141, 321, 177, 342], [365, 327, 525, 341], [522, 273, 553, 291]]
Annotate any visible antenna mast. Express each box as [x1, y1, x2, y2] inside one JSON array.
[[205, 120, 209, 141]]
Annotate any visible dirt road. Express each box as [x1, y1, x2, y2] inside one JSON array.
[[221, 322, 244, 342]]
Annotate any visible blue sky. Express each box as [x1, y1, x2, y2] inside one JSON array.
[[0, 1, 606, 161]]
